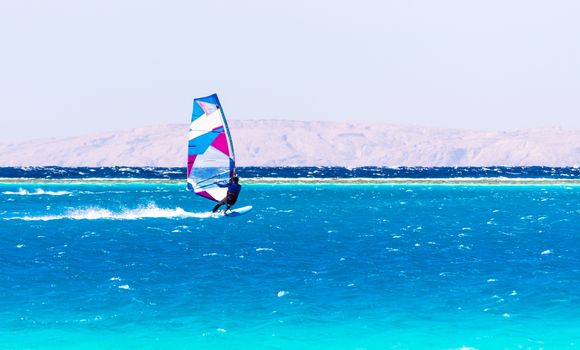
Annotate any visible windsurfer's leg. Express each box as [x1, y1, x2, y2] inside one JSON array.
[[212, 198, 226, 212], [225, 198, 237, 212]]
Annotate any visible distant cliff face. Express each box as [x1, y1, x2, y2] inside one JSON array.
[[0, 120, 578, 167]]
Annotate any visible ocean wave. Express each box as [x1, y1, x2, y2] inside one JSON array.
[[4, 204, 213, 221], [238, 177, 580, 185], [2, 188, 72, 196], [0, 177, 579, 185], [0, 166, 578, 181]]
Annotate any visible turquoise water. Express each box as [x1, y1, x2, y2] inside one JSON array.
[[1, 183, 579, 349]]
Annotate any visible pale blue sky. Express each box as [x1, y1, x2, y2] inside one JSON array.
[[0, 0, 579, 140]]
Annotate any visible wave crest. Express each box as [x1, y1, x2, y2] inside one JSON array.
[[4, 204, 212, 221], [3, 188, 72, 196]]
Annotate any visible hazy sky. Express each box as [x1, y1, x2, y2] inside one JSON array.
[[1, 0, 579, 140]]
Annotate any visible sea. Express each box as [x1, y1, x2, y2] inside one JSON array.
[[0, 166, 579, 349]]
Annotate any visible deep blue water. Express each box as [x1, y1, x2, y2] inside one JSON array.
[[1, 179, 579, 349], [0, 166, 578, 180]]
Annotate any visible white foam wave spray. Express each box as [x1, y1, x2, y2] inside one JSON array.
[[4, 203, 213, 221]]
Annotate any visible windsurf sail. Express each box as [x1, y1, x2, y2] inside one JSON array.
[[186, 94, 236, 202]]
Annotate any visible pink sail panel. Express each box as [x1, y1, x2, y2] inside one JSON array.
[[211, 131, 230, 157], [197, 190, 217, 202], [187, 155, 197, 177]]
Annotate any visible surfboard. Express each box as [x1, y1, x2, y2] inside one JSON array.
[[212, 205, 253, 218]]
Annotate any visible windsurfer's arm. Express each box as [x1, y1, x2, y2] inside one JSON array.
[[217, 177, 234, 188]]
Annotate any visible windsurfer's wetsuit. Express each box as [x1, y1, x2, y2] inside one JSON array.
[[212, 181, 242, 213]]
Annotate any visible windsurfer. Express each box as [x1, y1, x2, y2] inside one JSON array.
[[212, 176, 242, 213]]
